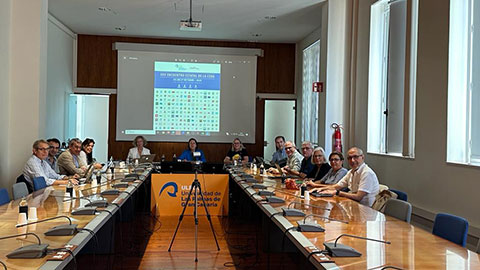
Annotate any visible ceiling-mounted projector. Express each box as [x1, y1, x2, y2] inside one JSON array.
[[180, 20, 202, 31]]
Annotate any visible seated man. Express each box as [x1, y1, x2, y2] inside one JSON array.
[[312, 147, 379, 207], [268, 141, 303, 174], [271, 135, 287, 165], [283, 141, 315, 178], [46, 138, 61, 172], [23, 139, 78, 186], [57, 138, 87, 177]]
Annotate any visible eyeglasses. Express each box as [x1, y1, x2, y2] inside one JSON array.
[[285, 146, 293, 150], [329, 158, 341, 162], [37, 147, 50, 151], [347, 155, 362, 160], [301, 147, 312, 150]]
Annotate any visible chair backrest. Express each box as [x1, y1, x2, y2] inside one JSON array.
[[12, 182, 29, 200], [432, 213, 469, 247], [16, 174, 33, 194], [33, 176, 47, 191], [477, 239, 480, 253], [390, 189, 408, 201], [0, 188, 10, 206], [383, 198, 412, 223]]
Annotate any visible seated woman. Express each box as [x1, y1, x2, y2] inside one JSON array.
[[304, 147, 331, 182], [307, 151, 347, 188], [178, 138, 206, 162], [79, 138, 102, 169], [127, 136, 151, 160], [224, 138, 249, 164]]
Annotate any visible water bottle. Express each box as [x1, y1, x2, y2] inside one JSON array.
[[19, 197, 28, 219], [161, 154, 166, 162], [96, 171, 102, 184], [301, 185, 306, 197], [260, 164, 265, 174], [66, 180, 73, 198], [173, 154, 177, 162]]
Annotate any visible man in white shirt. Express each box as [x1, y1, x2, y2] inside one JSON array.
[[314, 147, 379, 207], [23, 139, 78, 186]]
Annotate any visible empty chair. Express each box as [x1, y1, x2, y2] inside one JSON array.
[[432, 213, 469, 247], [16, 174, 33, 194], [0, 188, 10, 206], [383, 198, 412, 223], [12, 182, 29, 200], [390, 189, 408, 201], [33, 176, 47, 191]]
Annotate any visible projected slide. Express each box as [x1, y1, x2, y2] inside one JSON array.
[[153, 62, 221, 135]]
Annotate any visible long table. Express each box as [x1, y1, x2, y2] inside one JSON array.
[[0, 165, 152, 270], [228, 167, 480, 269]]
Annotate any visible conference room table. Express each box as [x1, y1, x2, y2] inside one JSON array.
[[0, 165, 152, 270], [228, 167, 480, 269]]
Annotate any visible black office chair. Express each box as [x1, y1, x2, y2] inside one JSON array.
[[16, 174, 33, 194]]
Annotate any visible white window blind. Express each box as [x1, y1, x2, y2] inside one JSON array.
[[302, 40, 320, 144]]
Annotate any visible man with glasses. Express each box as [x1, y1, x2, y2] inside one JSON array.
[[284, 141, 315, 178], [57, 138, 87, 177], [46, 138, 61, 172], [23, 139, 78, 186], [313, 147, 379, 207], [269, 141, 304, 174]]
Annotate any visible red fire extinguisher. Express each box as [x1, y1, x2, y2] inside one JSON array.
[[331, 123, 343, 153]]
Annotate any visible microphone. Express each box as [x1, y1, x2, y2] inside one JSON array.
[[296, 214, 348, 232], [16, 215, 77, 236], [323, 234, 391, 257], [0, 233, 49, 258], [281, 201, 331, 217]]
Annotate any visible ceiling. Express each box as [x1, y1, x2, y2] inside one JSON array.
[[48, 0, 325, 43]]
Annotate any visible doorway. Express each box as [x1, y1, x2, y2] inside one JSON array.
[[263, 100, 296, 160]]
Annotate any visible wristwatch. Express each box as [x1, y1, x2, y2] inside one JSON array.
[[336, 190, 340, 196]]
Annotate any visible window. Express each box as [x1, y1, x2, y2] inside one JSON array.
[[447, 0, 480, 165], [302, 40, 320, 144], [367, 0, 417, 157]]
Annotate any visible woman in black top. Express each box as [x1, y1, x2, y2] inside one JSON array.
[[306, 147, 331, 180], [224, 138, 249, 164]]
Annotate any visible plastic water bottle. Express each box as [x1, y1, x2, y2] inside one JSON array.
[[260, 164, 264, 174], [173, 154, 177, 162], [19, 197, 28, 219]]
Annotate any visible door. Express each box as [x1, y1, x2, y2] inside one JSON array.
[[263, 100, 296, 160]]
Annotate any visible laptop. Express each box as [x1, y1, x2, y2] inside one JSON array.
[[267, 163, 299, 179], [79, 163, 95, 184], [255, 156, 274, 169], [139, 154, 156, 164]]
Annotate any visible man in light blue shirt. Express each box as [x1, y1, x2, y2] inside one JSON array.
[[271, 135, 287, 164], [23, 139, 78, 186]]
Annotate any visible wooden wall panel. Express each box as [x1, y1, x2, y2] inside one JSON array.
[[78, 35, 294, 162]]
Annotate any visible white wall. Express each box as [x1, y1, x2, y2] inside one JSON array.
[[0, 0, 12, 190], [0, 0, 48, 191], [46, 17, 75, 142], [354, 0, 480, 236]]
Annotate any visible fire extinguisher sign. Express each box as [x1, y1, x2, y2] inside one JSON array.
[[312, 82, 324, 92]]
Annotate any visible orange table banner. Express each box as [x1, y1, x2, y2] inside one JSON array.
[[151, 174, 229, 216]]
